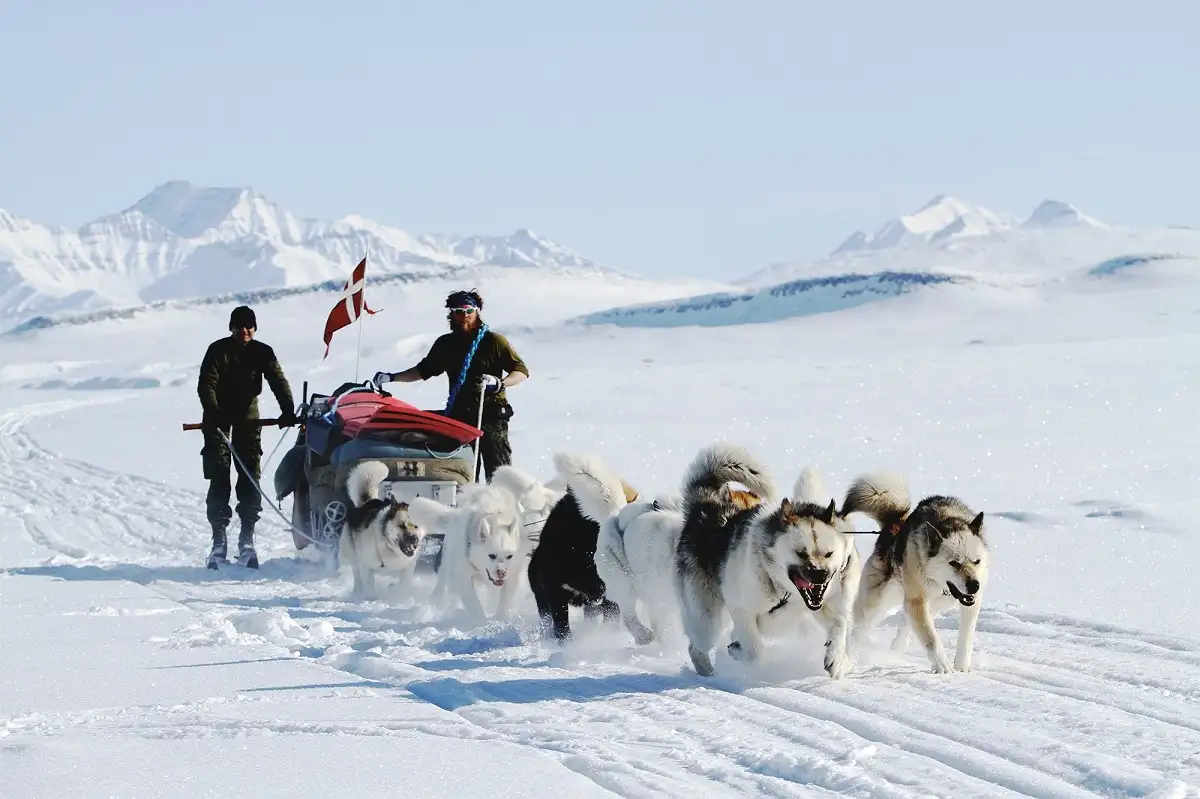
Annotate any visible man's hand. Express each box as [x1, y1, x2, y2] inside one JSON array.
[[371, 370, 392, 389], [278, 408, 298, 427], [480, 374, 503, 394]]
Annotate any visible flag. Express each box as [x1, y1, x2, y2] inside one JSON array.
[[322, 256, 378, 358]]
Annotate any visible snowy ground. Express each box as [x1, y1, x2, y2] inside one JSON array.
[[2, 265, 1199, 797]]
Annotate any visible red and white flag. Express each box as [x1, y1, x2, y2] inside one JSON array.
[[322, 256, 378, 358]]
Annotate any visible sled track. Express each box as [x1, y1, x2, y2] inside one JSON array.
[[2, 402, 1199, 798]]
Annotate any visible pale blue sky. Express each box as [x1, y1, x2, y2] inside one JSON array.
[[2, 1, 1198, 279]]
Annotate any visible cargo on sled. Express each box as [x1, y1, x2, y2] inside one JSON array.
[[273, 380, 483, 566]]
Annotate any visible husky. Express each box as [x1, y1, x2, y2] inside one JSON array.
[[338, 461, 426, 600], [407, 482, 524, 621], [674, 442, 861, 679], [488, 464, 565, 545], [842, 471, 990, 673], [598, 490, 759, 647], [527, 452, 638, 642]]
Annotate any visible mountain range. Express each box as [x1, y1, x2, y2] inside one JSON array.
[[3, 182, 1196, 324], [0, 180, 616, 322]]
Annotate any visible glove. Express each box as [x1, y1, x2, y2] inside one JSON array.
[[277, 408, 298, 427], [371, 370, 392, 389], [480, 374, 503, 394]]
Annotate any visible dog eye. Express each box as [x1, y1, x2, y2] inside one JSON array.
[[824, 551, 834, 558], [489, 553, 497, 560], [949, 560, 962, 569], [506, 554, 513, 560], [972, 558, 981, 566]]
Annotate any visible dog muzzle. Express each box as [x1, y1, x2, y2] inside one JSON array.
[[946, 582, 976, 606], [787, 565, 830, 611]]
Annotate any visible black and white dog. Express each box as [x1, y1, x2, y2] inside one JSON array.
[[338, 460, 426, 600]]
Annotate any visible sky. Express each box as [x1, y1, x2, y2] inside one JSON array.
[[2, 0, 1199, 280]]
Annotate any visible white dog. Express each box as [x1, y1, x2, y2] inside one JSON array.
[[595, 493, 688, 645], [407, 483, 524, 621], [338, 461, 426, 600]]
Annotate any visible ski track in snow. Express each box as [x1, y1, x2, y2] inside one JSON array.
[[3, 401, 1200, 798]]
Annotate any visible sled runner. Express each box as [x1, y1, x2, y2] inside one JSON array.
[[273, 380, 484, 567]]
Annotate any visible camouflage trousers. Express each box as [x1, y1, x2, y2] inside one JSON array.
[[201, 422, 263, 535], [477, 420, 512, 482]]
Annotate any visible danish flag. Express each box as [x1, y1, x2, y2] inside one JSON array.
[[322, 256, 378, 358]]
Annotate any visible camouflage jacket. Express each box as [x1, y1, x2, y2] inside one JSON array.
[[198, 337, 294, 421]]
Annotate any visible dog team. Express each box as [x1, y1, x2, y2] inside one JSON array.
[[337, 439, 991, 679]]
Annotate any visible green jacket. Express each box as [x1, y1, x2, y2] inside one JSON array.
[[198, 337, 294, 422], [416, 329, 528, 424]]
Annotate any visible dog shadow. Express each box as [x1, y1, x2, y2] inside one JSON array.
[[405, 670, 697, 711]]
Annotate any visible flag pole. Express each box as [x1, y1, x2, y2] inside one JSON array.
[[355, 244, 367, 382]]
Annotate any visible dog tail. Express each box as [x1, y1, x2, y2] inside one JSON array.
[[680, 441, 777, 516], [489, 465, 554, 512], [842, 471, 911, 532], [552, 452, 631, 522], [345, 460, 390, 507], [792, 465, 830, 506]]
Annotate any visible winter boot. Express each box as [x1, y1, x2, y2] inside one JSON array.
[[206, 527, 228, 570], [236, 523, 258, 569]]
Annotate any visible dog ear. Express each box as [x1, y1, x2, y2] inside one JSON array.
[[822, 499, 837, 524], [476, 514, 491, 542], [969, 511, 984, 535]]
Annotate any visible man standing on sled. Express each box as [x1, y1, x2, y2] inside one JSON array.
[[198, 305, 297, 569], [373, 289, 529, 481]]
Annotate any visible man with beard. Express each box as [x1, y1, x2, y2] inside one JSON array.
[[373, 289, 529, 481], [198, 305, 297, 569]]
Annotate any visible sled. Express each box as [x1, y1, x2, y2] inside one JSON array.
[[273, 380, 484, 568]]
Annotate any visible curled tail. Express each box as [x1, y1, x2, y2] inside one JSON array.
[[792, 465, 830, 506], [841, 471, 911, 532], [345, 460, 389, 507], [680, 441, 778, 516], [552, 452, 630, 522], [490, 465, 556, 512]]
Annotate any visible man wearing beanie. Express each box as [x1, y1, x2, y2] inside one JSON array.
[[197, 305, 297, 569]]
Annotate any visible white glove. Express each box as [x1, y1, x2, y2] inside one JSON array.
[[371, 370, 392, 388], [480, 374, 502, 393]]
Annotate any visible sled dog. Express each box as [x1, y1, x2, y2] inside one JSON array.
[[674, 442, 861, 679], [407, 482, 524, 621], [598, 491, 758, 647], [338, 460, 426, 599], [842, 471, 990, 673], [527, 452, 638, 641]]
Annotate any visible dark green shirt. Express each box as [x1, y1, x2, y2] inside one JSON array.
[[417, 329, 529, 423], [198, 337, 294, 420]]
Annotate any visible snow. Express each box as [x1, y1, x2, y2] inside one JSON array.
[[0, 180, 674, 321], [2, 204, 1200, 797]]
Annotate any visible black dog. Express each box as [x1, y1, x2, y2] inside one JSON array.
[[527, 488, 620, 641]]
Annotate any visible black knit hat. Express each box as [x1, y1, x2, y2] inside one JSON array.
[[229, 305, 257, 330]]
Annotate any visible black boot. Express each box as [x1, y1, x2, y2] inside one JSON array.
[[236, 523, 258, 569], [206, 527, 228, 570]]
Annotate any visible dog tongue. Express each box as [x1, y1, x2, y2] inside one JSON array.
[[791, 575, 815, 590]]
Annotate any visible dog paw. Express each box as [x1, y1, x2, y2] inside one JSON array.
[[931, 655, 954, 674], [954, 659, 974, 673], [824, 649, 851, 680], [689, 646, 715, 677], [727, 640, 748, 661]]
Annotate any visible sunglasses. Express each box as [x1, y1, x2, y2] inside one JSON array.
[[449, 307, 477, 314]]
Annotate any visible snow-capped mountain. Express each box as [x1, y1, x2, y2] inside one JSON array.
[[0, 180, 621, 321], [832, 194, 1018, 254], [740, 194, 1200, 288]]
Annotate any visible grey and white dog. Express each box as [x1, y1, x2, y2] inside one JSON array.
[[674, 441, 861, 679], [842, 471, 990, 673], [338, 460, 426, 600]]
